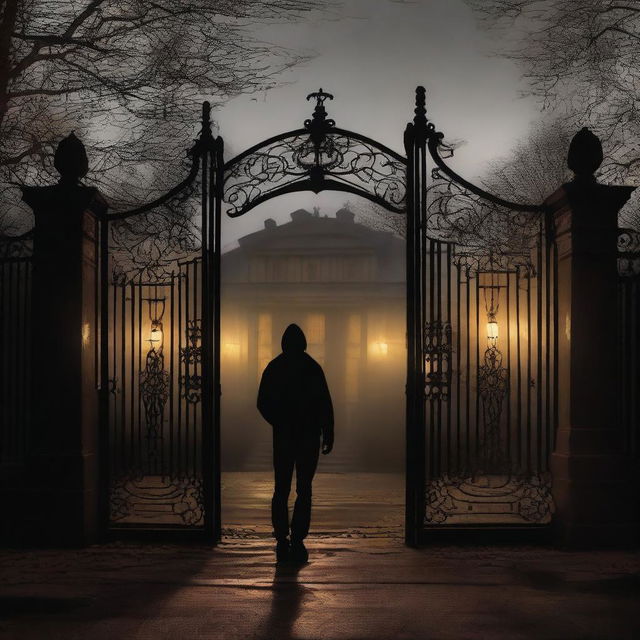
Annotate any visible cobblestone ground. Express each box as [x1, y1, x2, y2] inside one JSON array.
[[1, 472, 639, 639]]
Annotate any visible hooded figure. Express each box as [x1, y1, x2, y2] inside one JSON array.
[[257, 323, 334, 563]]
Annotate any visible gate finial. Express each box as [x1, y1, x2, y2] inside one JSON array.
[[414, 86, 427, 127], [202, 101, 211, 131], [54, 132, 89, 184], [304, 88, 335, 146], [307, 88, 334, 109], [567, 127, 603, 178], [192, 100, 215, 154]]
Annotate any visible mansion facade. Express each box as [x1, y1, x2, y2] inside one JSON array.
[[221, 207, 406, 471]]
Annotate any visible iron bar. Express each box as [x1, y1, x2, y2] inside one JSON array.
[[526, 269, 532, 476], [516, 266, 522, 473], [537, 221, 543, 472]]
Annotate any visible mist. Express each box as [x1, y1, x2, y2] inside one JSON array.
[[220, 202, 406, 474]]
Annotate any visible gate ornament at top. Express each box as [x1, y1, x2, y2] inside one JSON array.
[[223, 89, 408, 217]]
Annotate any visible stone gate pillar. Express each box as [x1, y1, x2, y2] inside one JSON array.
[[545, 128, 637, 547], [21, 133, 107, 546]]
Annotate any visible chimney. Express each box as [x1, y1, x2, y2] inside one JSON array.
[[264, 218, 277, 230], [336, 207, 355, 223]]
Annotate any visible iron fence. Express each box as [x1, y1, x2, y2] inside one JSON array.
[[618, 228, 640, 460], [0, 233, 32, 468]]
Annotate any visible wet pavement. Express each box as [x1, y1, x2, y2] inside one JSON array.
[[1, 472, 639, 639], [1, 538, 640, 639], [221, 472, 405, 538]]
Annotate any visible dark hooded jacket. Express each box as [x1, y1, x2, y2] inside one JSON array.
[[257, 324, 334, 436]]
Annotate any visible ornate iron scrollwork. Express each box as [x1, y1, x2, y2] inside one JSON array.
[[223, 89, 407, 217], [425, 473, 554, 525], [478, 344, 509, 473], [0, 230, 33, 259], [140, 346, 169, 457], [618, 227, 640, 277], [140, 300, 169, 458], [428, 170, 542, 253], [110, 474, 204, 526], [424, 321, 452, 400], [180, 320, 202, 364], [453, 250, 535, 277], [180, 319, 202, 404]]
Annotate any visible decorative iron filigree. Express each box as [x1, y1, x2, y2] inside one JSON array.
[[180, 319, 202, 404], [423, 129, 544, 259], [618, 227, 640, 277], [0, 231, 33, 260], [425, 473, 554, 525], [224, 131, 407, 217], [428, 169, 541, 252], [424, 321, 452, 400], [180, 374, 202, 404], [109, 178, 201, 283], [110, 474, 204, 526], [180, 320, 202, 364], [453, 249, 536, 277], [478, 345, 509, 473], [140, 346, 169, 458]]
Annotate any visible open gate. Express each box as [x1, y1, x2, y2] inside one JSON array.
[[103, 105, 222, 539], [101, 87, 555, 543], [404, 88, 555, 542]]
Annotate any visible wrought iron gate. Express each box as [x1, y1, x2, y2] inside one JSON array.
[[420, 242, 556, 529], [404, 87, 555, 541], [103, 104, 222, 539], [101, 87, 556, 543]]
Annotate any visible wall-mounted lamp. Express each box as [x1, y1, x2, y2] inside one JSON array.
[[487, 320, 499, 341], [149, 321, 163, 347]]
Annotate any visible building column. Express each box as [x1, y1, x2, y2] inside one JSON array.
[[21, 133, 107, 545], [546, 128, 637, 547]]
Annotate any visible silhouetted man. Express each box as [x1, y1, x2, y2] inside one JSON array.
[[257, 323, 334, 563]]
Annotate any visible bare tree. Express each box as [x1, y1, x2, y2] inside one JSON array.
[[0, 0, 330, 233], [482, 118, 573, 203], [353, 121, 565, 254], [351, 200, 406, 238], [465, 0, 640, 186]]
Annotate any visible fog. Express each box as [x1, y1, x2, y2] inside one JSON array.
[[220, 202, 406, 474]]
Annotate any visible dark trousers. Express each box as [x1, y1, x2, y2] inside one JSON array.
[[272, 425, 320, 542]]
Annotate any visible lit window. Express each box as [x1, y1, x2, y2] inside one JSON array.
[[257, 312, 272, 380], [306, 313, 325, 364]]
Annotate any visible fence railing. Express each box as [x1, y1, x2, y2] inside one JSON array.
[[0, 232, 33, 468], [618, 228, 640, 460]]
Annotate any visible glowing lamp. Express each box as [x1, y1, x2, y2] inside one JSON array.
[[487, 321, 499, 340], [149, 322, 163, 346], [375, 341, 388, 356]]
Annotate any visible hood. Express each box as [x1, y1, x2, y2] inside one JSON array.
[[281, 323, 307, 353]]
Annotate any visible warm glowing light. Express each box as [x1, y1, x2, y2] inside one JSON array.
[[149, 322, 163, 345], [487, 321, 499, 340], [82, 322, 90, 346], [371, 341, 388, 357], [223, 342, 240, 358]]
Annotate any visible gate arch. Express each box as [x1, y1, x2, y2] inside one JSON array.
[[223, 89, 407, 217], [102, 87, 555, 545]]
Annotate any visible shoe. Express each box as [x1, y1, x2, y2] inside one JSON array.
[[275, 539, 289, 563], [290, 540, 308, 563]]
